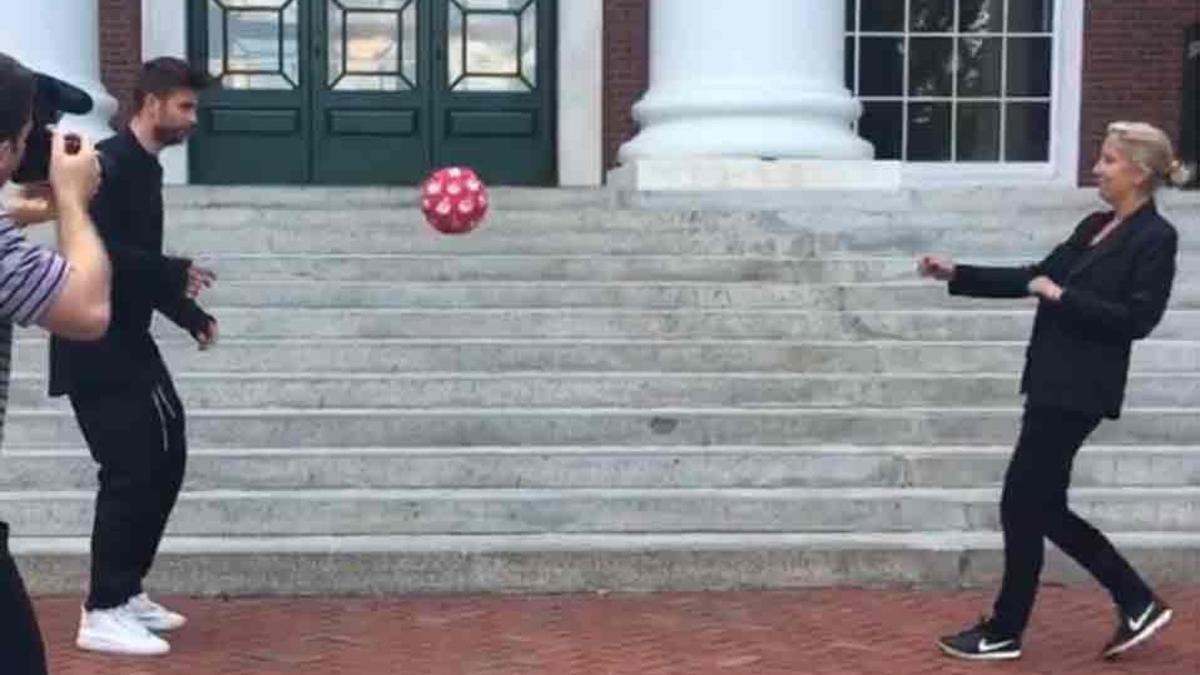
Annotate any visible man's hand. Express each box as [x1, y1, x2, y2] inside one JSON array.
[[186, 264, 216, 299], [195, 318, 218, 351], [1027, 275, 1064, 302], [48, 131, 101, 211], [36, 131, 110, 341], [2, 183, 56, 226], [917, 254, 957, 281]]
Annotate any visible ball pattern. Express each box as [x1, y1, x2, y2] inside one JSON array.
[[421, 167, 489, 235]]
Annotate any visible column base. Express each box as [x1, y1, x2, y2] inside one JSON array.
[[618, 113, 874, 164], [609, 158, 902, 192]]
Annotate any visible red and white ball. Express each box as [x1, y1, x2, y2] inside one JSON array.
[[420, 167, 489, 235]]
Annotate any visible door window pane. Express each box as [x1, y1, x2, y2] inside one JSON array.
[[328, 0, 418, 91], [957, 103, 1001, 161], [1006, 37, 1052, 97], [959, 0, 1004, 33], [908, 102, 952, 161], [1006, 102, 1050, 161], [957, 37, 1002, 97], [1009, 0, 1054, 32], [860, 102, 904, 160], [860, 0, 906, 32], [909, 38, 954, 97], [910, 0, 954, 32], [448, 0, 537, 92], [207, 0, 299, 90], [859, 38, 905, 96]]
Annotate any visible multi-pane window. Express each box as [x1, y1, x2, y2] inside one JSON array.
[[845, 0, 1055, 162]]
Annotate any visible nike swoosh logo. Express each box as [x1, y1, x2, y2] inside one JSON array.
[[1128, 603, 1156, 632], [978, 638, 1014, 652]]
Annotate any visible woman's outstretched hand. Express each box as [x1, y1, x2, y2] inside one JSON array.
[[917, 255, 956, 281]]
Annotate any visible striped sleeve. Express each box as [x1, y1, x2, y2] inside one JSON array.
[[0, 217, 69, 327]]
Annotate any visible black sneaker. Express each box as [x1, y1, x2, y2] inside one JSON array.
[[937, 618, 1022, 661], [1102, 597, 1173, 660]]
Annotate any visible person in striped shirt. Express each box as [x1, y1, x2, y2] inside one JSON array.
[[0, 52, 112, 675]]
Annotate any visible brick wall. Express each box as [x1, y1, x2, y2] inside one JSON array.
[[1080, 1, 1200, 184], [99, 0, 142, 128], [603, 0, 649, 171]]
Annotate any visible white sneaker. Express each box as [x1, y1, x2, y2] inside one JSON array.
[[126, 593, 187, 632], [76, 605, 171, 656]]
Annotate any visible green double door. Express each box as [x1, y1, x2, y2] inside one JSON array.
[[189, 0, 556, 185]]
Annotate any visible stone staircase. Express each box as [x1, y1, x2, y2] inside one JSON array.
[[6, 187, 1200, 595]]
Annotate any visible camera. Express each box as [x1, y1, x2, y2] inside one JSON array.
[[12, 72, 94, 184]]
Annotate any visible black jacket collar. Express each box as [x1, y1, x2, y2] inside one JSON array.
[[1068, 200, 1158, 278]]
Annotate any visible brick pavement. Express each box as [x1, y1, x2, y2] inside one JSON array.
[[35, 587, 1199, 674]]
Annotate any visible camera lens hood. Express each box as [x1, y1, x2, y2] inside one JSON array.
[[32, 72, 93, 116]]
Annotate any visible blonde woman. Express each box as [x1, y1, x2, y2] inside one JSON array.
[[919, 122, 1192, 662]]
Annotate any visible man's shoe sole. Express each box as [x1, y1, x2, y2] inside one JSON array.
[[1103, 608, 1173, 660], [76, 633, 170, 656]]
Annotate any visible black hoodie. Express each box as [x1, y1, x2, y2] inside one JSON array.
[[49, 129, 212, 396]]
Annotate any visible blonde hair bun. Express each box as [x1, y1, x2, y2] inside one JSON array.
[[1167, 159, 1194, 188], [1105, 121, 1191, 190]]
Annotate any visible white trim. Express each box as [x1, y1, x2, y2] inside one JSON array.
[[949, 0, 960, 162], [144, 1, 603, 186], [557, 0, 604, 186], [142, 0, 189, 185], [999, 0, 1010, 161], [901, 0, 911, 161], [1053, 0, 1085, 188], [140, 1, 186, 71], [898, 0, 1085, 187]]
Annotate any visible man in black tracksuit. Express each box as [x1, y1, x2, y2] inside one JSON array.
[[50, 58, 216, 657]]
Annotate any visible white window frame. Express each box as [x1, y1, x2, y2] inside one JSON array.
[[142, 0, 603, 186], [845, 0, 1084, 187]]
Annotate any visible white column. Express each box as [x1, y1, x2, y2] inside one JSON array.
[[0, 0, 118, 142], [618, 0, 880, 177], [143, 0, 190, 185], [557, 0, 604, 186]]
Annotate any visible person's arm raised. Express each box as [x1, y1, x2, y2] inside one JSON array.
[[36, 132, 110, 340]]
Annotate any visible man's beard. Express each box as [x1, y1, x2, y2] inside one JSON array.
[[154, 125, 192, 147]]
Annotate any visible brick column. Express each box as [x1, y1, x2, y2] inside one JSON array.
[[100, 0, 143, 128], [1080, 1, 1200, 184], [603, 0, 648, 170]]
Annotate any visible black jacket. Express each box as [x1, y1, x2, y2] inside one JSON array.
[[949, 201, 1178, 419], [48, 130, 212, 396]]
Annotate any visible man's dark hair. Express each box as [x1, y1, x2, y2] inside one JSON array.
[[0, 52, 35, 145], [134, 57, 211, 111]]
